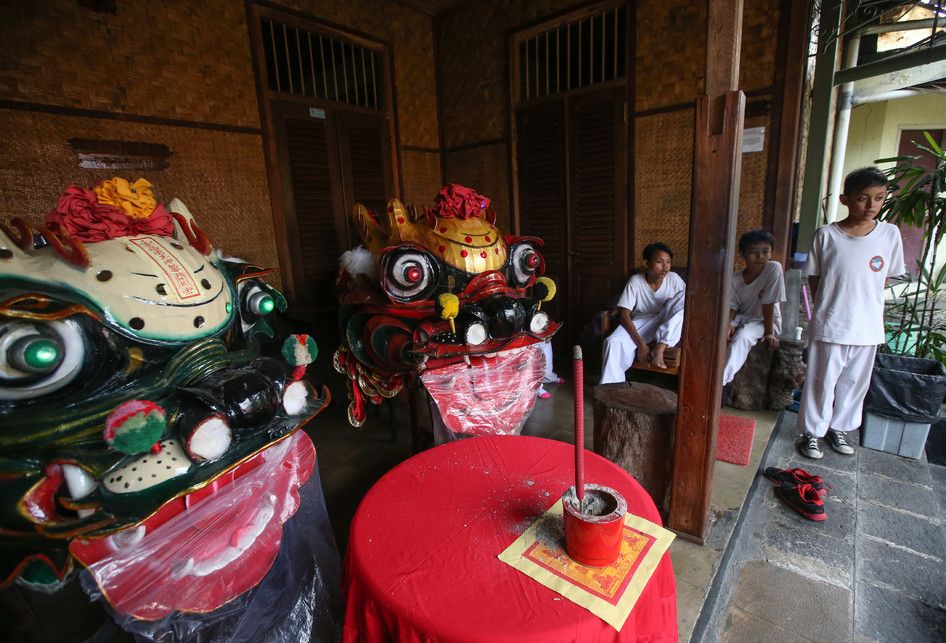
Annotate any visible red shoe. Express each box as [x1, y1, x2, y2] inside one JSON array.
[[537, 390, 551, 399], [774, 482, 827, 521], [763, 467, 830, 496]]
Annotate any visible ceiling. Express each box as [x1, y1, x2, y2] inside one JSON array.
[[387, 0, 472, 17]]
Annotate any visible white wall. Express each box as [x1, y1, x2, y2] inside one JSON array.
[[844, 93, 946, 175]]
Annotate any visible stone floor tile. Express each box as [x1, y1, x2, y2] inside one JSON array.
[[728, 561, 853, 642], [670, 540, 718, 590], [857, 534, 946, 608], [857, 447, 932, 487], [855, 581, 946, 642], [720, 605, 816, 643], [859, 500, 946, 559], [857, 472, 938, 519]]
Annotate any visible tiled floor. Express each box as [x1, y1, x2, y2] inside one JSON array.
[[306, 361, 779, 641]]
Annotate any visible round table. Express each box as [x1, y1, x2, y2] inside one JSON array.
[[342, 435, 677, 642]]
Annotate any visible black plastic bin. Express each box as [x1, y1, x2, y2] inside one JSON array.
[[864, 353, 946, 424]]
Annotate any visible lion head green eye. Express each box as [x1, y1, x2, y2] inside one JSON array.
[[11, 336, 63, 373]]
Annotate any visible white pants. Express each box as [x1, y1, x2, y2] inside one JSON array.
[[723, 320, 765, 386], [599, 291, 685, 384], [797, 341, 877, 437], [539, 339, 559, 383]]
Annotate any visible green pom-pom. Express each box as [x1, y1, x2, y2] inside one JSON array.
[[282, 334, 318, 367], [105, 400, 167, 455]]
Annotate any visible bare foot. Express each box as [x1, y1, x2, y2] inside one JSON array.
[[651, 343, 667, 368]]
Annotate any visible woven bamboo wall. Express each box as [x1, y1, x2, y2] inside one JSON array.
[[443, 143, 512, 230], [0, 0, 441, 285], [0, 109, 279, 276], [400, 149, 444, 209], [634, 109, 694, 263], [0, 1, 259, 128], [633, 0, 780, 267], [741, 0, 780, 93], [437, 0, 571, 149], [634, 0, 707, 113]]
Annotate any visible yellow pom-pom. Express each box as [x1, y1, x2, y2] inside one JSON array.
[[536, 277, 556, 302], [437, 293, 460, 320]]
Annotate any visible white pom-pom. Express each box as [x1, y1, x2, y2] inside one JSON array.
[[340, 246, 378, 282]]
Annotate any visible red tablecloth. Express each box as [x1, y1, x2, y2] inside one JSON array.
[[342, 435, 677, 642]]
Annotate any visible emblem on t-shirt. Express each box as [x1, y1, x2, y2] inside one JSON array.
[[869, 255, 884, 272]]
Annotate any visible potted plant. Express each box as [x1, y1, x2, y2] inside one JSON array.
[[861, 132, 946, 459]]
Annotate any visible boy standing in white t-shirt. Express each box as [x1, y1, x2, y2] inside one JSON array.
[[798, 167, 906, 459], [723, 229, 786, 386], [600, 242, 686, 384]]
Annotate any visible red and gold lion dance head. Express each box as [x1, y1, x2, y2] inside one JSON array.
[[334, 185, 560, 437]]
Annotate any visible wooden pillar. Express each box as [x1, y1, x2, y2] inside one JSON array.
[[765, 0, 811, 265], [668, 0, 745, 541]]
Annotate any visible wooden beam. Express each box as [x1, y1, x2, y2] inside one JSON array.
[[669, 0, 745, 541], [766, 0, 810, 264]]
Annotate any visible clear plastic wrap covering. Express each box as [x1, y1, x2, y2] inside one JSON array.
[[422, 344, 544, 442], [79, 431, 342, 642]]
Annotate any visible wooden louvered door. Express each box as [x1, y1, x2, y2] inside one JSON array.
[[271, 102, 391, 310], [516, 87, 627, 358], [516, 102, 567, 355], [567, 87, 627, 357], [335, 111, 393, 249]]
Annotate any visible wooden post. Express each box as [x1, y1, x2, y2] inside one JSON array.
[[766, 0, 810, 265], [668, 0, 745, 541]]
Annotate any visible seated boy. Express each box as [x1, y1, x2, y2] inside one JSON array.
[[599, 242, 686, 384], [723, 229, 786, 386]]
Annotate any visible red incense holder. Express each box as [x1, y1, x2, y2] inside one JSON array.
[[563, 483, 627, 567]]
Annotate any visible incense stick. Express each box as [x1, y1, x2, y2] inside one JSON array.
[[573, 345, 584, 505]]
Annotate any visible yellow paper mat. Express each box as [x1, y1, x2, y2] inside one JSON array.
[[498, 498, 675, 631]]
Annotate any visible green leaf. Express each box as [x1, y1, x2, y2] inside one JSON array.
[[923, 131, 944, 156]]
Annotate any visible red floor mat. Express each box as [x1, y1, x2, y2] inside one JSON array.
[[716, 414, 756, 466]]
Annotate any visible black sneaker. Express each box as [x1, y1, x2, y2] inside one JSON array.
[[763, 467, 830, 496], [798, 434, 823, 459], [774, 482, 827, 521], [826, 430, 855, 455]]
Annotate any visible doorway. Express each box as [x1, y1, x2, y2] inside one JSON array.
[[511, 2, 630, 361], [248, 3, 397, 317]]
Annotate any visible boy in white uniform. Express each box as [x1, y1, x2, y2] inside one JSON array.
[[600, 242, 686, 384], [723, 229, 786, 385], [798, 167, 905, 459]]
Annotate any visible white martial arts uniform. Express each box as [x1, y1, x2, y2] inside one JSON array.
[[798, 222, 905, 437], [723, 261, 786, 385], [600, 272, 686, 384]]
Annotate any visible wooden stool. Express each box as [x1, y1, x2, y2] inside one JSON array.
[[592, 383, 677, 515]]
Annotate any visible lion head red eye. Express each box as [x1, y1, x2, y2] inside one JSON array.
[[508, 243, 543, 286], [381, 249, 439, 302], [404, 266, 423, 283]]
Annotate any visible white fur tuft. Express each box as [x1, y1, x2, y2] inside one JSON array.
[[340, 247, 378, 282]]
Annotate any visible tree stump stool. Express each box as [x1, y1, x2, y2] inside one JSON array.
[[592, 383, 677, 515], [729, 343, 774, 410], [767, 339, 805, 410], [728, 339, 806, 411]]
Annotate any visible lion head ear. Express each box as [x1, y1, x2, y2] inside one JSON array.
[[166, 199, 211, 255], [351, 203, 386, 252]]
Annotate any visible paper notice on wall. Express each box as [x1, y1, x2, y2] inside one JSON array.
[[743, 127, 765, 153]]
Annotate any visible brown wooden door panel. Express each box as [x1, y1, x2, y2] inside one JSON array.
[[336, 111, 393, 249], [271, 101, 345, 305], [516, 101, 568, 354], [567, 87, 627, 349]]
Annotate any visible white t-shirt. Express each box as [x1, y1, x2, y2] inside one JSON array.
[[616, 272, 686, 321], [731, 261, 786, 334], [805, 221, 905, 345]]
